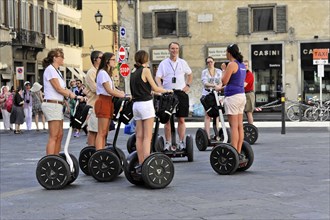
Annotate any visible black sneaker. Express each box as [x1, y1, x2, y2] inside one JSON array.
[[134, 164, 142, 175]]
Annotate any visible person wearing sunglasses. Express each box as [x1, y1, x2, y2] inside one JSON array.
[[83, 50, 103, 146], [201, 56, 223, 139]]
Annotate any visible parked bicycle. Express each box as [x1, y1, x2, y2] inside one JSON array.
[[304, 99, 330, 121], [286, 95, 315, 121]]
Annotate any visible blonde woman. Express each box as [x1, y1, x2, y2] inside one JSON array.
[[41, 48, 83, 155]]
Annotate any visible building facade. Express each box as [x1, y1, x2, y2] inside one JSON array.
[[119, 0, 330, 109], [0, 0, 84, 89]]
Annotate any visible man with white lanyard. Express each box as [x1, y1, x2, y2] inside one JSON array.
[[156, 42, 193, 150]]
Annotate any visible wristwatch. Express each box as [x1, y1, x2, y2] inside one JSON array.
[[186, 83, 190, 88]]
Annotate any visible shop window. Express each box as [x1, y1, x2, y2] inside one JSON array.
[[237, 5, 287, 35], [303, 69, 330, 102], [143, 11, 189, 38]]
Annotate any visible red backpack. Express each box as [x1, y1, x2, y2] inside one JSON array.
[[6, 94, 13, 113]]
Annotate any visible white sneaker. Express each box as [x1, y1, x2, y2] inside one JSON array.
[[179, 141, 185, 150], [164, 141, 171, 151]]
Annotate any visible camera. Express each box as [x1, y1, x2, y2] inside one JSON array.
[[172, 77, 176, 84], [25, 100, 30, 104]]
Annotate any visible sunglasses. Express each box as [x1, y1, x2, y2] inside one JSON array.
[[207, 61, 213, 64], [97, 56, 103, 59]]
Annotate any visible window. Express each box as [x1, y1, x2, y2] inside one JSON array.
[[143, 11, 188, 38], [237, 5, 287, 35], [58, 24, 83, 47], [252, 7, 273, 32], [156, 12, 176, 36]]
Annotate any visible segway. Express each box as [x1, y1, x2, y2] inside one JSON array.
[[36, 100, 90, 190], [243, 122, 258, 145], [196, 89, 231, 151], [124, 93, 175, 189], [209, 91, 254, 175], [88, 98, 132, 182]]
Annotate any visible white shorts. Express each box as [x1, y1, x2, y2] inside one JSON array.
[[41, 102, 64, 121], [88, 108, 98, 132], [133, 99, 155, 120], [224, 93, 246, 115]]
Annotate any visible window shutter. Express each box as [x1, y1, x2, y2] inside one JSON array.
[[58, 24, 64, 43], [276, 5, 287, 33], [44, 9, 49, 35], [75, 28, 79, 46], [20, 1, 25, 29], [178, 11, 188, 37], [77, 0, 82, 10], [34, 5, 38, 32], [78, 29, 84, 47], [8, 0, 14, 28], [237, 7, 249, 35], [64, 25, 70, 44], [54, 12, 58, 38], [142, 12, 153, 38], [70, 27, 75, 45]]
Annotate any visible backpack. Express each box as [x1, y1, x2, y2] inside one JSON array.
[[200, 92, 224, 118], [71, 102, 92, 129], [154, 93, 179, 124], [112, 98, 133, 125], [6, 94, 13, 113]]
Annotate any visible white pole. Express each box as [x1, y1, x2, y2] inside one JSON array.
[[136, 0, 140, 50]]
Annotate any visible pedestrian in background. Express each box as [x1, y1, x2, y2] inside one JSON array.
[[23, 81, 33, 130], [31, 82, 46, 131], [0, 85, 13, 131], [41, 48, 83, 155], [221, 44, 246, 160], [130, 50, 170, 172], [83, 50, 103, 146], [243, 60, 255, 124], [155, 42, 193, 151], [94, 52, 126, 151], [10, 87, 25, 134], [201, 56, 223, 139]]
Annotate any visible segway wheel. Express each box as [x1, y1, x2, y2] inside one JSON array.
[[186, 135, 194, 162], [141, 153, 174, 189], [59, 153, 79, 185], [36, 155, 70, 190], [219, 127, 231, 143], [237, 141, 254, 172], [124, 151, 144, 186], [155, 136, 165, 152], [88, 150, 120, 182], [195, 128, 208, 151], [210, 143, 239, 175], [243, 123, 258, 145], [106, 146, 126, 175], [79, 146, 96, 175], [126, 133, 136, 153]]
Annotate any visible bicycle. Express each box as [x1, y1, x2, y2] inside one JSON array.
[[304, 100, 330, 121], [286, 96, 315, 121]]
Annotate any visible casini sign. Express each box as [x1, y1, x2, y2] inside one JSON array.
[[251, 44, 282, 69]]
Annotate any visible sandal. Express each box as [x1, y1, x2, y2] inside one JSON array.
[[14, 130, 20, 134]]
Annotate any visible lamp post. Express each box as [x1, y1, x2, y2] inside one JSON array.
[[94, 10, 118, 32]]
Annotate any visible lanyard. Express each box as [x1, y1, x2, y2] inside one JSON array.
[[169, 60, 178, 77], [52, 65, 63, 79]]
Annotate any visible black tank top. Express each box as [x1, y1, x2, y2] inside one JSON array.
[[130, 66, 153, 102]]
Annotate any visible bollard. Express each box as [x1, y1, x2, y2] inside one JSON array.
[[298, 94, 302, 121], [281, 92, 286, 134]]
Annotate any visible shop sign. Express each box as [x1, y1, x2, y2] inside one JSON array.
[[251, 44, 282, 69], [207, 47, 227, 59], [301, 42, 330, 67], [151, 49, 170, 61]]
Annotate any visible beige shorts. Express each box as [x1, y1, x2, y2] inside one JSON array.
[[244, 92, 255, 112], [88, 108, 98, 132], [41, 102, 64, 121], [224, 93, 246, 115]]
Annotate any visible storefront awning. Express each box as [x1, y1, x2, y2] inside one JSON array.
[[74, 68, 86, 79], [1, 73, 12, 80], [67, 67, 82, 81]]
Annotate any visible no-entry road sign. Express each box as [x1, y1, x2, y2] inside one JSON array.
[[119, 46, 126, 61]]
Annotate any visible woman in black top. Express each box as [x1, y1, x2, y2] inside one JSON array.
[[10, 87, 25, 134], [130, 50, 171, 172]]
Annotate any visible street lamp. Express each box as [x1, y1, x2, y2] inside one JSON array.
[[94, 10, 118, 32]]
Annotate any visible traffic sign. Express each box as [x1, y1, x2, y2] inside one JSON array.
[[120, 27, 126, 38], [119, 46, 126, 61], [313, 48, 329, 65], [120, 63, 130, 77]]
